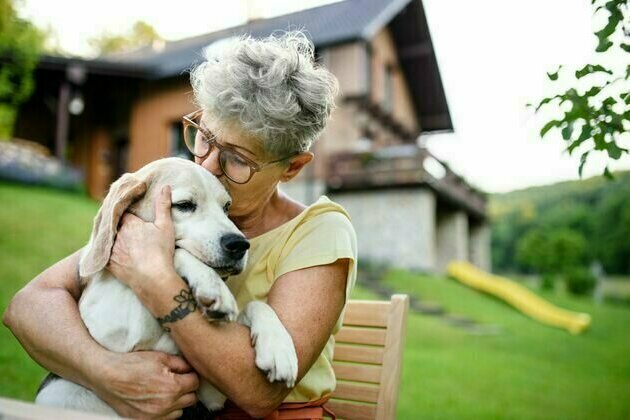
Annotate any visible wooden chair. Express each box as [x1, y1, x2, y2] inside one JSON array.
[[326, 294, 410, 419]]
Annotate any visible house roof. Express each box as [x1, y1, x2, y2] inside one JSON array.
[[102, 0, 413, 78], [40, 0, 452, 131]]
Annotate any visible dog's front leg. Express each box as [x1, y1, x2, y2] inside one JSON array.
[[238, 301, 298, 388], [173, 248, 238, 322], [172, 249, 232, 411]]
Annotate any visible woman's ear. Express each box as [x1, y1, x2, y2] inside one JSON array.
[[280, 152, 314, 182], [79, 173, 147, 279]]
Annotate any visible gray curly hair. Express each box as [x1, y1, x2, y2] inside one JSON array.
[[190, 30, 339, 158]]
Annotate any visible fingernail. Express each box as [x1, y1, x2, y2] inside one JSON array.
[[163, 185, 171, 194]]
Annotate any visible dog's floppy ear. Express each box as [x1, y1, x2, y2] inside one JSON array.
[[79, 173, 147, 279]]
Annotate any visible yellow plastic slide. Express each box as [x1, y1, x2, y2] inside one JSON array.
[[447, 261, 591, 334]]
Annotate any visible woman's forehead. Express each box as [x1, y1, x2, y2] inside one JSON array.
[[201, 113, 265, 159]]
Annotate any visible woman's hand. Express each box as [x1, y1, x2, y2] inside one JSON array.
[[92, 351, 199, 419], [108, 186, 176, 295]]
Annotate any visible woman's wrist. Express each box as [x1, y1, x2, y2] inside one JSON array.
[[134, 269, 188, 317], [79, 343, 116, 392]]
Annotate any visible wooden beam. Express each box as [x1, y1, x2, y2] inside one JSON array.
[[54, 82, 70, 161], [398, 42, 433, 60]]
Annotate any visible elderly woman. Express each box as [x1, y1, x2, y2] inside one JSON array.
[[4, 31, 357, 419]]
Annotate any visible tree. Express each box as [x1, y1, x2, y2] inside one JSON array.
[[89, 21, 162, 56], [533, 0, 630, 178], [592, 181, 630, 272], [517, 229, 587, 275], [516, 230, 554, 275], [0, 0, 43, 139]]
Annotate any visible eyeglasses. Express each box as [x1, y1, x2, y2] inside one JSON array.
[[182, 109, 295, 184]]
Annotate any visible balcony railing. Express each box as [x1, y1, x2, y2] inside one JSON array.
[[326, 146, 486, 217]]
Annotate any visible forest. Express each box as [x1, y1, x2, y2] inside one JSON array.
[[491, 171, 630, 277]]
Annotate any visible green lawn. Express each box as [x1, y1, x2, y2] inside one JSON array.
[[366, 270, 630, 419], [1, 182, 629, 419], [0, 182, 98, 399]]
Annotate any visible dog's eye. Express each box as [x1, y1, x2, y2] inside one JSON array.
[[223, 201, 231, 214], [172, 201, 197, 212]]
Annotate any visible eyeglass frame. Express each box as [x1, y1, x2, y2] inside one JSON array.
[[181, 109, 297, 184]]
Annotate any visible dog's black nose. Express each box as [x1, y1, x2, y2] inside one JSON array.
[[220, 234, 250, 260]]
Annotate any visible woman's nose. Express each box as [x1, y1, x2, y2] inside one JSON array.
[[199, 147, 223, 178]]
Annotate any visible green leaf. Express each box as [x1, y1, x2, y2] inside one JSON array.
[[579, 151, 589, 177], [535, 95, 560, 111], [622, 43, 630, 53], [540, 120, 563, 137], [567, 125, 592, 155], [575, 64, 613, 79], [547, 66, 562, 81], [594, 1, 624, 52], [602, 97, 616, 108], [561, 123, 574, 140], [585, 85, 603, 97], [605, 141, 627, 159], [603, 166, 613, 180], [593, 132, 606, 150]]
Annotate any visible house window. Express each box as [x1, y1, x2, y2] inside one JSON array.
[[170, 122, 192, 160], [383, 64, 394, 113]]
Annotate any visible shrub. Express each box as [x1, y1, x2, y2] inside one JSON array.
[[540, 273, 556, 291], [0, 141, 83, 190], [564, 267, 596, 296]]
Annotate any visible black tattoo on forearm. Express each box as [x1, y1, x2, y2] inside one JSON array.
[[156, 288, 197, 332]]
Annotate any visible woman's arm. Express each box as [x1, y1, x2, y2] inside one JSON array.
[[125, 259, 348, 418], [2, 250, 199, 419], [107, 188, 349, 417]]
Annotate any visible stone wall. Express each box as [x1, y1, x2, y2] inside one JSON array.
[[436, 210, 469, 272], [469, 222, 492, 272], [285, 183, 491, 274], [328, 188, 436, 271]]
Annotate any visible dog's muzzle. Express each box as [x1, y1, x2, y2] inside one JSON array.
[[220, 233, 250, 261]]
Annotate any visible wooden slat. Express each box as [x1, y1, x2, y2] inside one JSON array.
[[375, 295, 409, 420], [0, 397, 115, 419], [325, 399, 377, 420], [336, 326, 387, 346], [334, 344, 384, 365], [342, 300, 390, 327], [333, 362, 382, 384], [334, 381, 379, 403]]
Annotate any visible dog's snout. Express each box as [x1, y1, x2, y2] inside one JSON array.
[[220, 233, 250, 260]]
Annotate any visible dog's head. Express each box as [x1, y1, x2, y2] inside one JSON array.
[[79, 157, 248, 280]]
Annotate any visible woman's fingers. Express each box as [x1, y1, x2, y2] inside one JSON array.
[[164, 409, 184, 419], [154, 185, 172, 229], [163, 353, 193, 373], [175, 372, 200, 395], [173, 391, 198, 410]]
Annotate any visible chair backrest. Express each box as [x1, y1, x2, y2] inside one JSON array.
[[326, 294, 409, 420]]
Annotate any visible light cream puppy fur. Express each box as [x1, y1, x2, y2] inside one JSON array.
[[35, 157, 298, 414]]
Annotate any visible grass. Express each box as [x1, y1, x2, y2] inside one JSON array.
[[1, 182, 629, 419], [359, 270, 630, 419], [0, 182, 98, 400]]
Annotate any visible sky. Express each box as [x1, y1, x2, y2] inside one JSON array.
[[18, 0, 630, 193]]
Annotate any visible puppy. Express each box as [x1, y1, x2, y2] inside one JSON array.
[[35, 157, 298, 415]]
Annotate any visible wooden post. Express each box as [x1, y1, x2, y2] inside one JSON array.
[[55, 82, 71, 161]]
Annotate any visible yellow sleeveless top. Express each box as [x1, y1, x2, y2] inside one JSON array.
[[226, 195, 358, 402]]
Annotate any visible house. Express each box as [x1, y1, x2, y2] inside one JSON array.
[[12, 0, 490, 273]]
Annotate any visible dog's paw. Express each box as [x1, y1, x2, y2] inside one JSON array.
[[251, 323, 298, 388], [197, 381, 227, 412], [195, 283, 238, 322]]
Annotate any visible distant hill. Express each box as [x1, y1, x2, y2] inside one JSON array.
[[489, 171, 630, 274]]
